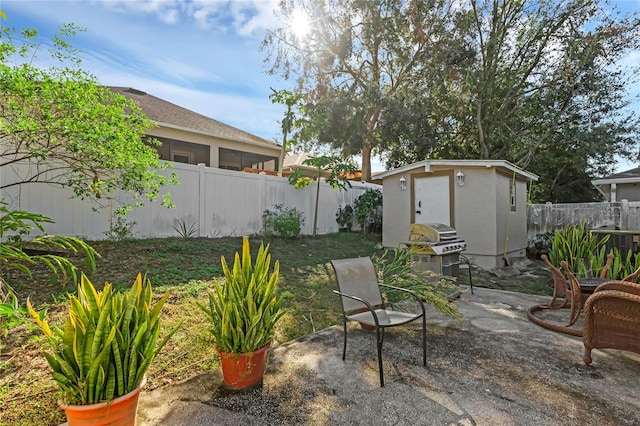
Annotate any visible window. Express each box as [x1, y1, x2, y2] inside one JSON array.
[[219, 148, 278, 172], [145, 136, 210, 166], [511, 182, 516, 211], [172, 151, 192, 164]]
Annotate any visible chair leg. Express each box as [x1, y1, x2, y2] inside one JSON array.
[[342, 320, 347, 361], [376, 326, 384, 387]]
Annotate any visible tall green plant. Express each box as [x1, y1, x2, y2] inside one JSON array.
[[199, 237, 284, 354], [0, 201, 97, 284], [354, 188, 383, 233], [604, 247, 640, 280], [547, 222, 609, 275], [288, 155, 357, 237], [374, 249, 460, 318], [28, 274, 179, 405]]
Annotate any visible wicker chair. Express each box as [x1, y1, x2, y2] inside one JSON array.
[[583, 280, 640, 364], [622, 266, 640, 283], [527, 254, 614, 337]]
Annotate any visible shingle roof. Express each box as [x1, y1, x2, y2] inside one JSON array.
[[599, 167, 640, 180], [108, 87, 277, 147]]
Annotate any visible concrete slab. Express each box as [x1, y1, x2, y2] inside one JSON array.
[[136, 287, 640, 426]]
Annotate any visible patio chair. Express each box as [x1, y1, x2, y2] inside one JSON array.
[[331, 257, 426, 387], [622, 266, 640, 283], [527, 254, 614, 337], [583, 280, 640, 364]]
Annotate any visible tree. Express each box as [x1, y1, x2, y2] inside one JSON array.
[[287, 155, 356, 236], [269, 88, 304, 177], [0, 24, 177, 211], [380, 0, 640, 202], [263, 0, 470, 182]]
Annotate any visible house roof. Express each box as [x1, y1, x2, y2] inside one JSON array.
[[108, 87, 278, 149], [376, 159, 539, 181], [591, 167, 640, 185]]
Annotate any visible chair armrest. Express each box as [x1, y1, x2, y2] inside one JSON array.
[[333, 290, 382, 326], [594, 280, 640, 297], [333, 290, 377, 311], [378, 283, 426, 315]]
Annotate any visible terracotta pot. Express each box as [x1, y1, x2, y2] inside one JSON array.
[[218, 344, 270, 388], [59, 377, 146, 426]]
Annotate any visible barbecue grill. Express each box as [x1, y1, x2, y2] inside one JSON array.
[[401, 223, 473, 294]]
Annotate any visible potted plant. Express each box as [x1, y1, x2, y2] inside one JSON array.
[[198, 236, 284, 388], [335, 204, 354, 232], [28, 273, 179, 426]]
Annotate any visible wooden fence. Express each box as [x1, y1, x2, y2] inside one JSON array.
[[527, 200, 640, 241]]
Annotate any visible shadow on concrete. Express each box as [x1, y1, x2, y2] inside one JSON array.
[[137, 287, 640, 426]]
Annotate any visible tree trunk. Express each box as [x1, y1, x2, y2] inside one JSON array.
[[313, 176, 321, 237], [361, 145, 372, 182], [277, 133, 287, 177]]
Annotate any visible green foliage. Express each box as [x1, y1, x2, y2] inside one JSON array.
[[288, 155, 357, 236], [262, 204, 305, 238], [548, 222, 609, 276], [198, 237, 284, 354], [603, 247, 640, 281], [0, 24, 178, 210], [0, 202, 98, 284], [172, 218, 198, 239], [529, 231, 554, 252], [28, 273, 179, 405], [373, 249, 459, 318], [103, 214, 136, 241], [335, 204, 354, 228], [266, 0, 640, 199], [353, 189, 383, 232], [0, 281, 28, 339]]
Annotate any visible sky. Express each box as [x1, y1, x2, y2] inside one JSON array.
[[1, 0, 640, 174]]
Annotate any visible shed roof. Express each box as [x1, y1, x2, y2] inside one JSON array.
[[376, 159, 538, 181], [108, 87, 278, 149], [591, 167, 640, 185]]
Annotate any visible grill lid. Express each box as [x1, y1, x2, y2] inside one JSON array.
[[409, 223, 458, 242]]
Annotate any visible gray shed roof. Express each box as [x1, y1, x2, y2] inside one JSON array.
[[376, 159, 539, 181], [592, 167, 640, 184], [109, 87, 278, 148]]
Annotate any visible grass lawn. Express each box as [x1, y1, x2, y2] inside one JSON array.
[[0, 233, 552, 425], [0, 233, 388, 426]]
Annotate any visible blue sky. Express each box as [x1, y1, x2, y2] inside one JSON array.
[[2, 0, 640, 174]]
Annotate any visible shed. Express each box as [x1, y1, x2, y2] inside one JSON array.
[[377, 160, 539, 270]]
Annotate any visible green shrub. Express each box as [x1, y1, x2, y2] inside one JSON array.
[[335, 204, 354, 228], [354, 189, 382, 233], [548, 222, 609, 276], [262, 204, 305, 238]]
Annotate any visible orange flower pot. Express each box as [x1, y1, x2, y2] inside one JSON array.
[[59, 377, 146, 426], [218, 344, 270, 388]]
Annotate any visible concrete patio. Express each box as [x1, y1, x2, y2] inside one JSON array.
[[136, 287, 640, 425]]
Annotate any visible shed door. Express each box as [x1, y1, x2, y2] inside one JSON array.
[[413, 176, 450, 226]]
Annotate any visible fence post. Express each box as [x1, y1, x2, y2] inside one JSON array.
[[621, 199, 629, 230], [198, 163, 206, 237]]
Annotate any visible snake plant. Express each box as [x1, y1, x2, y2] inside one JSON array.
[[198, 236, 284, 354], [548, 222, 609, 276], [28, 273, 179, 405]]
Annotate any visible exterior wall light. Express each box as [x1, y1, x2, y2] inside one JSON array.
[[400, 176, 407, 191], [456, 170, 465, 187]]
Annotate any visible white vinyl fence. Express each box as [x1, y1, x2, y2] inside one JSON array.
[[1, 162, 380, 240]]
